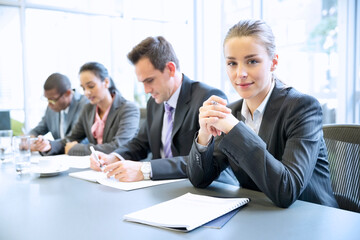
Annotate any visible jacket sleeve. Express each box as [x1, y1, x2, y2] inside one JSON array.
[[218, 96, 323, 208], [187, 133, 229, 187], [29, 110, 50, 137], [113, 118, 151, 161], [68, 101, 140, 156]]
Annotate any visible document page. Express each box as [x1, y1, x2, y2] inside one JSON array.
[[69, 170, 186, 191], [69, 169, 103, 182]]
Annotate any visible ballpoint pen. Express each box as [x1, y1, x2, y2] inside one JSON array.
[[90, 146, 105, 171]]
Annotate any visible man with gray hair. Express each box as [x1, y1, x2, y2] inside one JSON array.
[[30, 73, 88, 152]]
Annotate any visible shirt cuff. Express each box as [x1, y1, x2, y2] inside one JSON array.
[[195, 135, 212, 152], [111, 152, 125, 161]]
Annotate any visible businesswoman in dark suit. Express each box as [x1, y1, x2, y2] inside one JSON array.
[[187, 19, 338, 208], [38, 62, 139, 156]]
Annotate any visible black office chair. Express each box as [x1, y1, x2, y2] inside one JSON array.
[[323, 124, 360, 213]]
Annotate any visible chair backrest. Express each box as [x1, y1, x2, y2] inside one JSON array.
[[323, 124, 360, 213]]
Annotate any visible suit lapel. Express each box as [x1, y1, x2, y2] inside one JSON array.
[[103, 93, 123, 142], [151, 103, 164, 157], [87, 105, 97, 143], [64, 94, 77, 134], [258, 79, 290, 143], [172, 75, 191, 138], [171, 76, 192, 156], [229, 99, 244, 122]]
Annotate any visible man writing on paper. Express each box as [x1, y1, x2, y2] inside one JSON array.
[[90, 36, 227, 182], [30, 73, 88, 152]]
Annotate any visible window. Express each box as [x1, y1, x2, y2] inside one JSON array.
[[0, 0, 194, 132], [0, 6, 24, 125], [0, 0, 358, 133], [262, 0, 339, 124]]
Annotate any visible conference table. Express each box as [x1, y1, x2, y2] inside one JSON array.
[[1, 160, 360, 240]]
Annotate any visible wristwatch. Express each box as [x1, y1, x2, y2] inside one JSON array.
[[141, 162, 152, 180]]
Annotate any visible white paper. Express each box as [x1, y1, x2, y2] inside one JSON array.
[[69, 170, 186, 191], [65, 155, 91, 169], [31, 154, 90, 169], [69, 169, 104, 182], [123, 193, 250, 232]]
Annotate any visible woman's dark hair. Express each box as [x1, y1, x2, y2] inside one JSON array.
[[79, 62, 117, 94]]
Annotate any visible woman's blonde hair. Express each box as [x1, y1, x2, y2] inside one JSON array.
[[224, 19, 276, 58]]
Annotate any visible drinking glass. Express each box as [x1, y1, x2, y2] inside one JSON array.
[[0, 130, 13, 162], [13, 135, 31, 174]]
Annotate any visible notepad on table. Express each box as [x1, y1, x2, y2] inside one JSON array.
[[69, 170, 185, 191], [123, 192, 250, 232]]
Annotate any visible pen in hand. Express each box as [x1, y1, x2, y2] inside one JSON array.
[[90, 146, 105, 171]]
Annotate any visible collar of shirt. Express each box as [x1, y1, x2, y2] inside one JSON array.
[[62, 105, 70, 115], [241, 80, 275, 134], [91, 96, 114, 144], [164, 81, 182, 110]]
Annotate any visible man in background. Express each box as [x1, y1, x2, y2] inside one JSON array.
[[90, 36, 234, 183], [30, 73, 88, 152]]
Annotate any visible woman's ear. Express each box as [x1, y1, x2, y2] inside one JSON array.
[[104, 77, 110, 88], [270, 54, 278, 72]]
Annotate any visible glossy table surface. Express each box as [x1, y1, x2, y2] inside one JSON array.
[[1, 160, 360, 240]]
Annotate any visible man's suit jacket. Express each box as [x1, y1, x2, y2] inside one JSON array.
[[29, 91, 88, 139], [187, 79, 338, 208], [47, 92, 140, 156], [114, 74, 227, 180]]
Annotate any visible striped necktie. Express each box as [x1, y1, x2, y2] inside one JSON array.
[[163, 103, 174, 158]]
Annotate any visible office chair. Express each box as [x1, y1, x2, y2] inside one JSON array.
[[323, 124, 360, 213]]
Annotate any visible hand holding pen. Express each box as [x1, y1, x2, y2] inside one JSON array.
[[90, 146, 105, 171]]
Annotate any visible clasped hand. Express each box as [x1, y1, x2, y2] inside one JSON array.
[[198, 95, 239, 145]]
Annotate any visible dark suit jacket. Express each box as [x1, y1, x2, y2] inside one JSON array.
[[29, 91, 88, 139], [114, 74, 227, 180], [47, 92, 139, 156], [187, 79, 338, 208]]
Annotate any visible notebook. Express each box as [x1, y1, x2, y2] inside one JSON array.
[[69, 170, 185, 191], [123, 192, 250, 232]]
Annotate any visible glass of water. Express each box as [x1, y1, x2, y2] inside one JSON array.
[[13, 135, 31, 174], [0, 130, 13, 162]]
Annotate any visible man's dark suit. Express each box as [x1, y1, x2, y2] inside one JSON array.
[[187, 79, 338, 208], [113, 74, 227, 180]]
